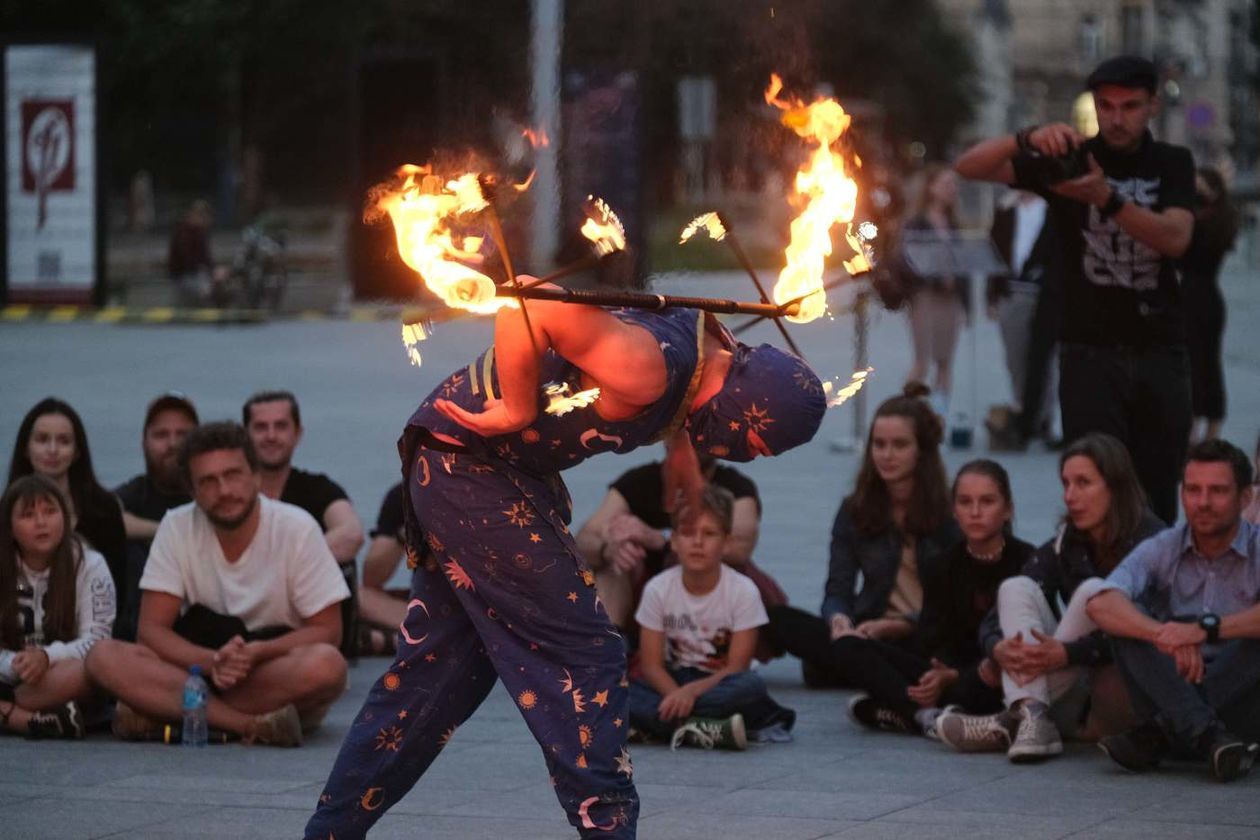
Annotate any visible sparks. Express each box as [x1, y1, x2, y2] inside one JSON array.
[[580, 196, 626, 257], [401, 321, 429, 367], [679, 211, 727, 244], [543, 382, 601, 416], [823, 367, 874, 407]]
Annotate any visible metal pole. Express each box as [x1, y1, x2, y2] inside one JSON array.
[[852, 290, 869, 443], [530, 0, 563, 272]]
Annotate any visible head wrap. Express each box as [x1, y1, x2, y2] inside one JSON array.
[[687, 343, 826, 462]]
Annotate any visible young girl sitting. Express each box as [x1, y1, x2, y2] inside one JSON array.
[[1, 475, 116, 738], [629, 485, 794, 749]]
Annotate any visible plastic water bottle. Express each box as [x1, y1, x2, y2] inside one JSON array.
[[181, 665, 209, 747]]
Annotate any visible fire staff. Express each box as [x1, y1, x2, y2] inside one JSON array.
[[305, 283, 827, 839]]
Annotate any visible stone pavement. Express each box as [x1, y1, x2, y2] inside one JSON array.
[[0, 254, 1258, 838]]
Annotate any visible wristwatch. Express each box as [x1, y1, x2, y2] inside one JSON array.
[[1100, 189, 1127, 219], [1199, 612, 1221, 644]]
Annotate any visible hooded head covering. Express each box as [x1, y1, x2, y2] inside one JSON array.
[[687, 343, 826, 462]]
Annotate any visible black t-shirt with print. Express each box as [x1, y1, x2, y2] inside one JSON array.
[[371, 481, 405, 541], [1013, 131, 1194, 348], [280, 467, 349, 532]]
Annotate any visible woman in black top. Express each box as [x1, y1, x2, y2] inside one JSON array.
[[1182, 167, 1239, 444], [844, 460, 1033, 736], [765, 383, 958, 686], [7, 399, 125, 627]]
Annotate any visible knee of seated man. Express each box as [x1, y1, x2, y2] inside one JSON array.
[[292, 643, 348, 693]]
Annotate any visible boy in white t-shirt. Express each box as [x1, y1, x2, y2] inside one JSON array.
[[85, 422, 349, 746], [630, 486, 795, 749]]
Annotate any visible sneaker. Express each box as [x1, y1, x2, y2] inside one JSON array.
[[669, 714, 747, 751], [1098, 721, 1170, 773], [245, 704, 303, 748], [1006, 702, 1062, 763], [1197, 725, 1259, 783], [936, 708, 1016, 752], [847, 694, 915, 734], [27, 701, 85, 740], [111, 701, 166, 741]]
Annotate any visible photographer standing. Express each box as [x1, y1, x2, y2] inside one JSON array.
[[954, 56, 1195, 525]]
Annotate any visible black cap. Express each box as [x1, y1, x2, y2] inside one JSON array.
[[144, 392, 199, 430], [1086, 56, 1158, 93]]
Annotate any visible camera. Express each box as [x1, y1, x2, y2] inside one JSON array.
[[1019, 145, 1090, 187]]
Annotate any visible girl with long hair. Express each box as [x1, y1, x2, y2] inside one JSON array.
[[765, 383, 960, 687], [845, 460, 1034, 737], [937, 432, 1163, 760], [899, 165, 968, 413], [1183, 167, 1240, 443], [1, 475, 116, 738], [8, 398, 126, 614]]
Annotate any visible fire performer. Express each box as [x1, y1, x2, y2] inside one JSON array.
[[305, 283, 826, 839]]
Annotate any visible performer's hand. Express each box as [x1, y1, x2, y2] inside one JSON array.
[[662, 430, 703, 518], [434, 397, 530, 437]]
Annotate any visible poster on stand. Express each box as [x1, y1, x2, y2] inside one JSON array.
[[3, 43, 100, 305]]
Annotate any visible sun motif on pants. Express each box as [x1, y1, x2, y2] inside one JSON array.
[[518, 689, 538, 710], [503, 501, 536, 527], [578, 724, 594, 748], [374, 726, 403, 752], [382, 672, 401, 691]]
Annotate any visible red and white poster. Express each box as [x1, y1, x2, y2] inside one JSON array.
[[5, 44, 98, 303]]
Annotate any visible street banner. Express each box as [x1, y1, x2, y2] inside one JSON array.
[[4, 43, 99, 304]]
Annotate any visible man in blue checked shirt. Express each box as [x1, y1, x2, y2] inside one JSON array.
[[1087, 438, 1260, 782]]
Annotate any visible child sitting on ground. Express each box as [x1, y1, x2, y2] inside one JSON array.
[[629, 485, 794, 749]]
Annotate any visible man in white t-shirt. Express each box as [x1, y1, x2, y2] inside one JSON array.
[[629, 486, 794, 749], [86, 422, 349, 746]]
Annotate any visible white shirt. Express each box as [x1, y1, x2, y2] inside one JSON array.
[[141, 495, 349, 632], [635, 565, 767, 672], [1011, 196, 1047, 278], [0, 545, 116, 685]]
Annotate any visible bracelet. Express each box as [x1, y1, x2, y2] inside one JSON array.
[[1015, 126, 1039, 154]]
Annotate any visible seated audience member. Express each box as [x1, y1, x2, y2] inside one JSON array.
[[577, 454, 786, 658], [243, 390, 364, 653], [357, 481, 415, 654], [8, 399, 126, 614], [113, 393, 199, 641], [1088, 439, 1260, 782], [1, 476, 115, 739], [85, 422, 349, 747], [629, 486, 794, 749], [846, 460, 1033, 737], [1243, 432, 1260, 525], [937, 433, 1163, 761], [764, 384, 959, 686]]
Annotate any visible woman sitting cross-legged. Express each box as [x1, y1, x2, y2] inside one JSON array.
[[0, 475, 116, 738], [845, 459, 1034, 737], [937, 432, 1164, 761], [764, 383, 960, 690]]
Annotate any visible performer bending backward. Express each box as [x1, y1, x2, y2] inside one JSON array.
[[305, 282, 826, 839]]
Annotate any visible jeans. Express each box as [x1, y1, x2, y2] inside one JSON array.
[[628, 667, 794, 739], [1058, 342, 1191, 525], [1112, 638, 1260, 748]]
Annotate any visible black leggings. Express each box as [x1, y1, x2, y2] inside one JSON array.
[[766, 605, 1002, 719]]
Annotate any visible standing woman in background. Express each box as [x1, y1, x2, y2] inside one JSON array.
[[899, 165, 968, 417], [7, 399, 126, 621], [1183, 167, 1238, 444]]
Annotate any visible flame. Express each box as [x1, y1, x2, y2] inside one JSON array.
[[579, 196, 626, 257], [368, 164, 515, 315], [679, 212, 727, 244], [765, 74, 861, 324], [543, 381, 601, 416], [822, 367, 873, 407], [522, 127, 550, 148]]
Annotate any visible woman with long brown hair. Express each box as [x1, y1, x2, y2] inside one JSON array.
[[8, 398, 127, 617], [1, 475, 116, 738], [765, 383, 959, 687], [938, 432, 1163, 761]]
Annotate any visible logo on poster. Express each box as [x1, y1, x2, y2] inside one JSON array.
[[21, 99, 76, 230]]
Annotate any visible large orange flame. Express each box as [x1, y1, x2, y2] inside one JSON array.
[[765, 74, 861, 323], [368, 164, 516, 315]]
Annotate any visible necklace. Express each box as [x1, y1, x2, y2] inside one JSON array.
[[967, 538, 1005, 562]]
